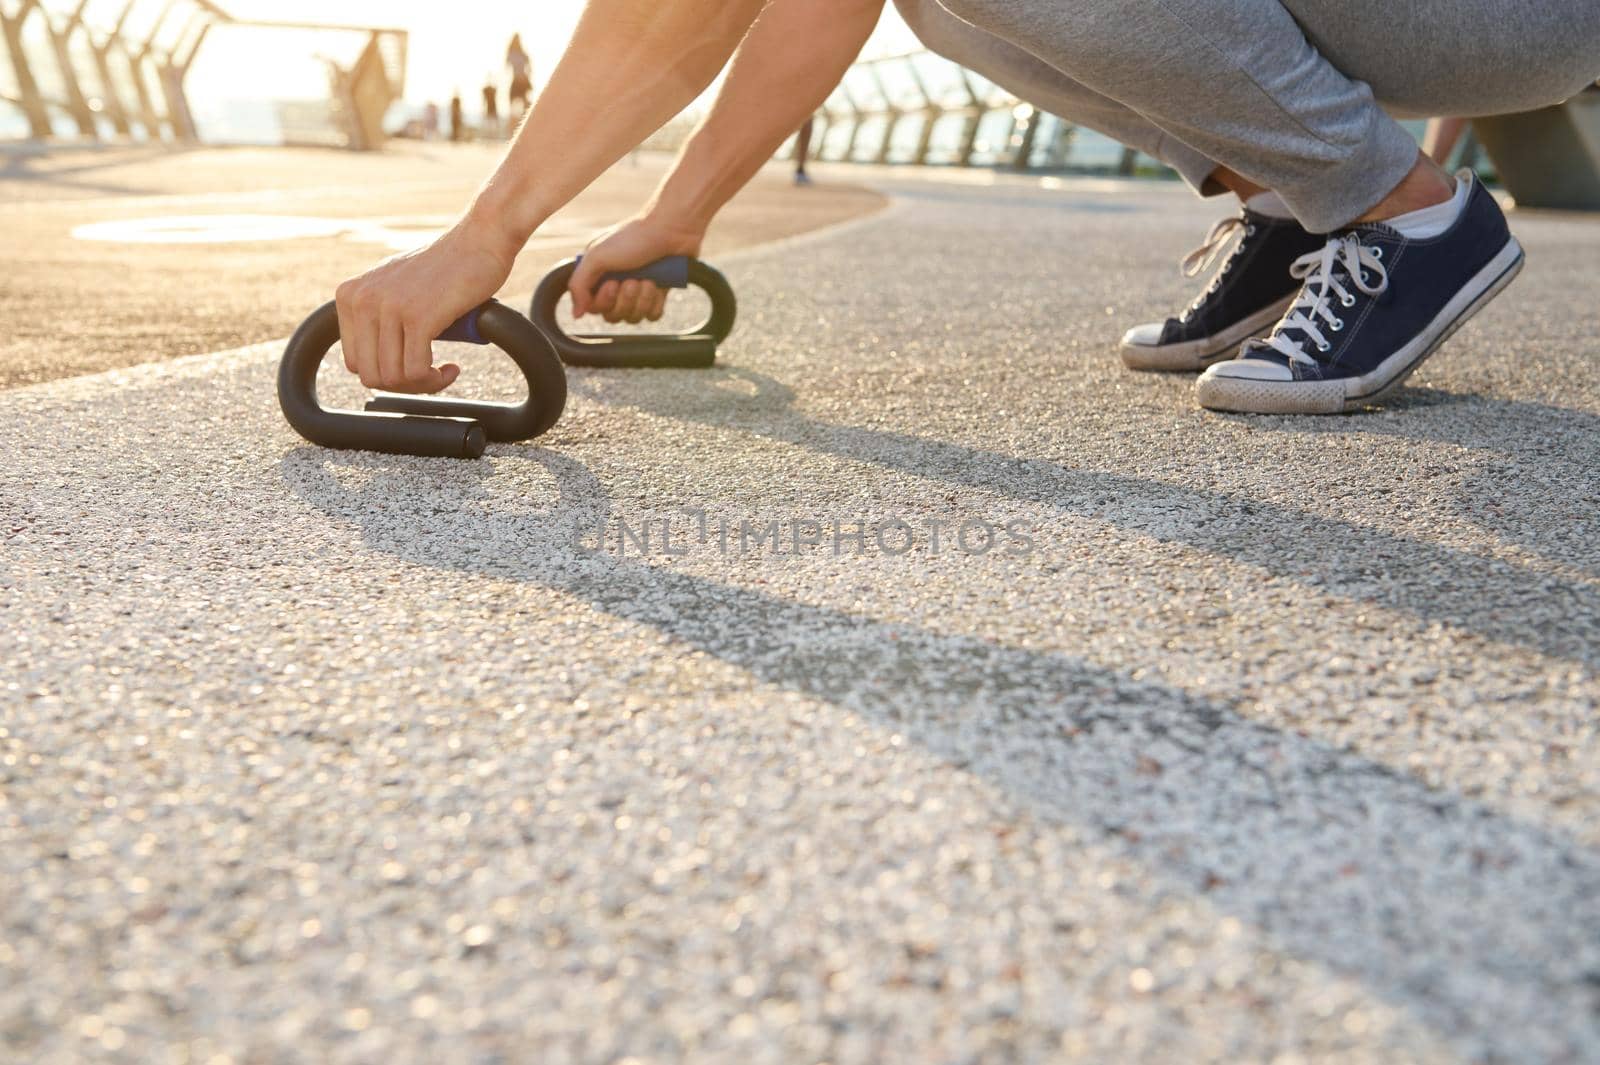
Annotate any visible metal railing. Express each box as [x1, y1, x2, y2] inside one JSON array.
[[0, 0, 407, 149], [801, 50, 1159, 175], [798, 49, 1531, 184]]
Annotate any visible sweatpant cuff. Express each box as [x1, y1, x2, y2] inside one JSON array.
[[1277, 118, 1422, 232], [1155, 132, 1223, 196]]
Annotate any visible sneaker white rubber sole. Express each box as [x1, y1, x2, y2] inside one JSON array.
[[1195, 237, 1525, 415], [1120, 296, 1294, 373]]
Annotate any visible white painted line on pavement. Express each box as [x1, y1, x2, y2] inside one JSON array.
[[6, 191, 902, 404]]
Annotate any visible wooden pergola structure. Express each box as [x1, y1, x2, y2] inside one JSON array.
[[0, 0, 407, 149]]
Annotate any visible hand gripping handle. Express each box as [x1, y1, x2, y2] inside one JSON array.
[[529, 256, 737, 369], [277, 300, 567, 459]]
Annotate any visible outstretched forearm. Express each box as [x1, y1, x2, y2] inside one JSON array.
[[468, 0, 766, 251], [648, 0, 888, 230]]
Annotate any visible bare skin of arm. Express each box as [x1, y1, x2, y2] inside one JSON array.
[[573, 0, 888, 324], [336, 0, 885, 395], [335, 0, 765, 393]]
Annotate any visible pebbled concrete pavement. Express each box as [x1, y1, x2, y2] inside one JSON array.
[[0, 144, 884, 388], [1, 171, 1598, 1064]]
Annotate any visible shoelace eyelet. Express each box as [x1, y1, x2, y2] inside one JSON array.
[[1340, 294, 1356, 307], [1316, 340, 1331, 352], [1330, 318, 1344, 332]]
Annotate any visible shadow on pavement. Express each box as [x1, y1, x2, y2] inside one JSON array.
[[1236, 387, 1600, 579], [280, 444, 1600, 1060], [566, 368, 1600, 668], [0, 144, 184, 198]]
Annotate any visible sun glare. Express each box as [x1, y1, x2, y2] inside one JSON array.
[[187, 1, 913, 114], [188, 1, 583, 111]]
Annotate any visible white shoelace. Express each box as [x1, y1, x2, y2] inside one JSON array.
[[1177, 216, 1254, 321], [1265, 234, 1390, 365], [1181, 216, 1249, 277]]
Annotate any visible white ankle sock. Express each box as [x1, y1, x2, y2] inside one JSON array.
[[1383, 176, 1470, 239], [1244, 191, 1295, 220]]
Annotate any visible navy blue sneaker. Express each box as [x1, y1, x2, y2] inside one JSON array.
[[1121, 208, 1325, 372], [1196, 175, 1524, 414]]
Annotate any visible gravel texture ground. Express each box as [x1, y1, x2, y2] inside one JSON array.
[[0, 143, 884, 388], [2, 168, 1598, 1065]]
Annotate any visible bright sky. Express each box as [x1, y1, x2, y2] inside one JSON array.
[[187, 1, 917, 109]]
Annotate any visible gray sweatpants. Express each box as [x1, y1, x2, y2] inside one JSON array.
[[894, 0, 1600, 230]]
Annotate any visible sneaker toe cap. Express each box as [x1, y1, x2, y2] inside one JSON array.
[[1121, 321, 1168, 347], [1202, 356, 1294, 382]]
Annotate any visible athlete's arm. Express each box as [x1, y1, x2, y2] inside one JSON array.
[[335, 0, 765, 394], [573, 0, 888, 323]]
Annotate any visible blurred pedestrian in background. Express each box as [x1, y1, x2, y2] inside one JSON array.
[[482, 78, 501, 138], [507, 34, 533, 119], [421, 101, 440, 141], [793, 116, 815, 186], [1424, 117, 1471, 166], [449, 92, 464, 143]]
